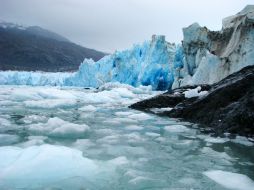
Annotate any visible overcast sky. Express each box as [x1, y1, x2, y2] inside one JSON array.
[[0, 0, 253, 52]]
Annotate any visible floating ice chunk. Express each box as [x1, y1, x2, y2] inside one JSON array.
[[0, 118, 11, 126], [0, 146, 22, 169], [128, 113, 152, 121], [206, 138, 229, 144], [128, 176, 165, 189], [98, 82, 136, 91], [155, 137, 167, 142], [164, 125, 190, 133], [154, 119, 179, 125], [115, 111, 134, 116], [51, 124, 89, 137], [124, 133, 144, 143], [0, 134, 20, 145], [96, 135, 120, 144], [124, 169, 140, 177], [111, 88, 135, 98], [0, 145, 99, 189], [19, 136, 47, 147], [36, 87, 77, 99], [128, 176, 150, 184], [73, 139, 95, 150], [183, 86, 208, 98], [28, 117, 89, 138], [112, 117, 138, 124], [0, 118, 17, 133], [95, 128, 115, 135], [198, 135, 229, 144], [104, 145, 146, 156], [150, 107, 173, 113], [172, 140, 194, 149], [204, 170, 254, 190], [28, 136, 47, 141], [24, 99, 77, 109], [145, 132, 160, 137], [102, 119, 121, 126], [0, 100, 16, 106], [125, 125, 144, 131], [201, 147, 234, 165], [108, 156, 129, 166], [231, 136, 254, 146], [178, 177, 196, 185], [78, 105, 97, 112], [6, 86, 75, 102], [22, 115, 47, 124]]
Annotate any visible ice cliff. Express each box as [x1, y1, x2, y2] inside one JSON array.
[[64, 35, 179, 90], [0, 6, 253, 90], [0, 35, 182, 90], [172, 5, 254, 88]]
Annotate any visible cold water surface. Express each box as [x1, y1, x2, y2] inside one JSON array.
[[0, 84, 253, 190]]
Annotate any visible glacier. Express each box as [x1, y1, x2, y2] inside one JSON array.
[[0, 35, 183, 90], [172, 5, 254, 88], [0, 6, 253, 91]]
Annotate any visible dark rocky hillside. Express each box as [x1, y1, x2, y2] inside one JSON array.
[[0, 23, 106, 72]]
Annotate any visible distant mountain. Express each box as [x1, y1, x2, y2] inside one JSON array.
[[0, 21, 106, 72], [25, 26, 70, 43]]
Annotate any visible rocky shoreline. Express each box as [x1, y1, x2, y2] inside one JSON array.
[[130, 66, 254, 138]]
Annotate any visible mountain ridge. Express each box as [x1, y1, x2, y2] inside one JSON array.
[[0, 21, 106, 72]]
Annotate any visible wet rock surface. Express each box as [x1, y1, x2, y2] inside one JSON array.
[[130, 66, 254, 137]]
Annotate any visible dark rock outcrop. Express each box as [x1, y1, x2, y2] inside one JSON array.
[[130, 66, 254, 137]]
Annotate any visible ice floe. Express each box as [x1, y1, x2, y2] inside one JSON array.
[[204, 170, 254, 190]]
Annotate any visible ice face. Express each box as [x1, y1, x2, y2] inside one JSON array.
[[83, 35, 178, 91], [0, 85, 253, 189], [0, 35, 183, 90], [172, 6, 254, 89]]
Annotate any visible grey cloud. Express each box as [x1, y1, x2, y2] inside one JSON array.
[[0, 0, 253, 52]]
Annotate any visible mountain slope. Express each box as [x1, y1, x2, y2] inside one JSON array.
[[0, 22, 106, 72]]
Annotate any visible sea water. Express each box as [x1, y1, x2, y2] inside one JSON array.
[[0, 84, 253, 190]]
